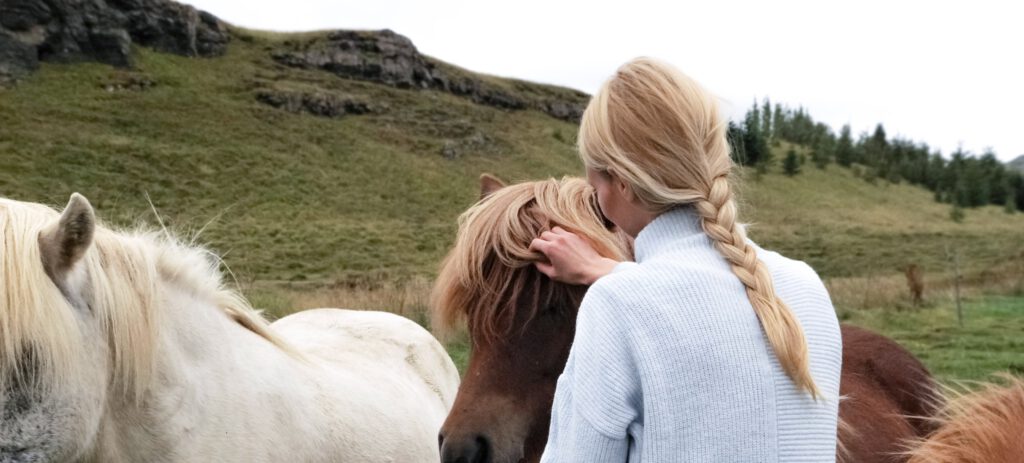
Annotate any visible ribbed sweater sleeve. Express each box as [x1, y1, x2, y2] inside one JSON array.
[[540, 283, 640, 462]]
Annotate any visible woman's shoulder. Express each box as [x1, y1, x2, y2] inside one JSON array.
[[579, 263, 663, 328], [752, 245, 829, 293], [739, 239, 822, 285], [589, 258, 699, 297], [586, 256, 735, 317]]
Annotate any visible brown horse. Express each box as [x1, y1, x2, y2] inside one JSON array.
[[904, 264, 925, 307], [433, 176, 938, 463], [904, 375, 1024, 463], [433, 176, 630, 463], [837, 325, 938, 462]]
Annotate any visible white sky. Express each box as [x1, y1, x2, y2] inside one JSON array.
[[185, 0, 1023, 162]]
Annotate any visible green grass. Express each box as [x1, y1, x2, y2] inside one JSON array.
[[842, 295, 1024, 382]]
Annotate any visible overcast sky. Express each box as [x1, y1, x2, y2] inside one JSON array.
[[185, 0, 1023, 162]]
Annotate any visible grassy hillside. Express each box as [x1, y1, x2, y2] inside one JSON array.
[[1, 29, 1022, 295], [1, 33, 584, 284], [741, 150, 1024, 278]]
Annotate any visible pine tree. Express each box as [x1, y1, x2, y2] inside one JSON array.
[[1011, 172, 1024, 211], [742, 102, 770, 166], [783, 149, 801, 176], [727, 121, 747, 165], [865, 123, 889, 167], [773, 103, 785, 140], [761, 98, 773, 142], [925, 151, 946, 190], [835, 124, 855, 166], [979, 151, 1006, 205], [812, 150, 828, 169], [811, 132, 834, 170]]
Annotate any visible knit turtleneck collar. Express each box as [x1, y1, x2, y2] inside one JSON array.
[[632, 207, 708, 263]]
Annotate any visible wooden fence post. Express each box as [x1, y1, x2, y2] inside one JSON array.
[[945, 245, 964, 327]]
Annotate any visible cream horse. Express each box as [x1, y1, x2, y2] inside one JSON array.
[[0, 194, 459, 462]]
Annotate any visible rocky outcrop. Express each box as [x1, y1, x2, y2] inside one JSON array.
[[100, 69, 154, 91], [0, 0, 229, 83], [112, 0, 229, 57], [272, 30, 444, 90], [440, 132, 495, 160], [272, 29, 586, 122], [0, 30, 38, 82], [255, 89, 371, 118], [541, 100, 585, 124]]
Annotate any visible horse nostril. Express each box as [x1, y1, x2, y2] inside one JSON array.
[[440, 433, 492, 463], [473, 434, 491, 463]]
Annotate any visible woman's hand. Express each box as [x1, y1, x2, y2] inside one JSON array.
[[529, 226, 620, 285]]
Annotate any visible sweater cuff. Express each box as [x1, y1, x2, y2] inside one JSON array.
[[541, 421, 630, 463], [579, 422, 631, 461]]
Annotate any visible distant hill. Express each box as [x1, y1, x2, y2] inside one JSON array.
[[1010, 155, 1024, 173], [1, 3, 1022, 287]]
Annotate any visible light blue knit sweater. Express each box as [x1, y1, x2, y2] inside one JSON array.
[[540, 207, 842, 462]]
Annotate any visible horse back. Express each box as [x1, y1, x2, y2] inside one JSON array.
[[271, 308, 460, 409], [838, 324, 939, 463]]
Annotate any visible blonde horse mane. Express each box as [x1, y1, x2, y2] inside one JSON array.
[[905, 374, 1024, 463], [0, 198, 290, 402], [431, 177, 630, 341]]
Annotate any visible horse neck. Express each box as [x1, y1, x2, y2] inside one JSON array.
[[90, 284, 326, 461]]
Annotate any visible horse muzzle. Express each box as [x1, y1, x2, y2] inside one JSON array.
[[439, 432, 493, 463]]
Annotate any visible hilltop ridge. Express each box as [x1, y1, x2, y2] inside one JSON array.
[[1009, 154, 1024, 173]]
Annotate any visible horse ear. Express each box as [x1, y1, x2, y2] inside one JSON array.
[[479, 173, 506, 199], [39, 193, 96, 280]]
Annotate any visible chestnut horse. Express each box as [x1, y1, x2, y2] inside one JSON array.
[[905, 375, 1024, 462], [433, 175, 938, 463]]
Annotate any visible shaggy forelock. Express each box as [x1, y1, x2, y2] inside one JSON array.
[[430, 178, 630, 341]]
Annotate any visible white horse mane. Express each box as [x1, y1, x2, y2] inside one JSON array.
[[0, 198, 290, 401]]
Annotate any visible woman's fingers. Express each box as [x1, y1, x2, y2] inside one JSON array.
[[534, 260, 555, 277], [529, 237, 557, 278], [532, 227, 621, 284], [529, 237, 551, 254]]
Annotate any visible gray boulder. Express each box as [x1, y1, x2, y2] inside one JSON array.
[[272, 29, 445, 90], [255, 89, 371, 118], [0, 0, 229, 82], [271, 29, 592, 120], [110, 0, 229, 57], [0, 30, 38, 82]]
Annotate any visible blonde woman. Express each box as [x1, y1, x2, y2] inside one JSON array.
[[530, 58, 842, 462]]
